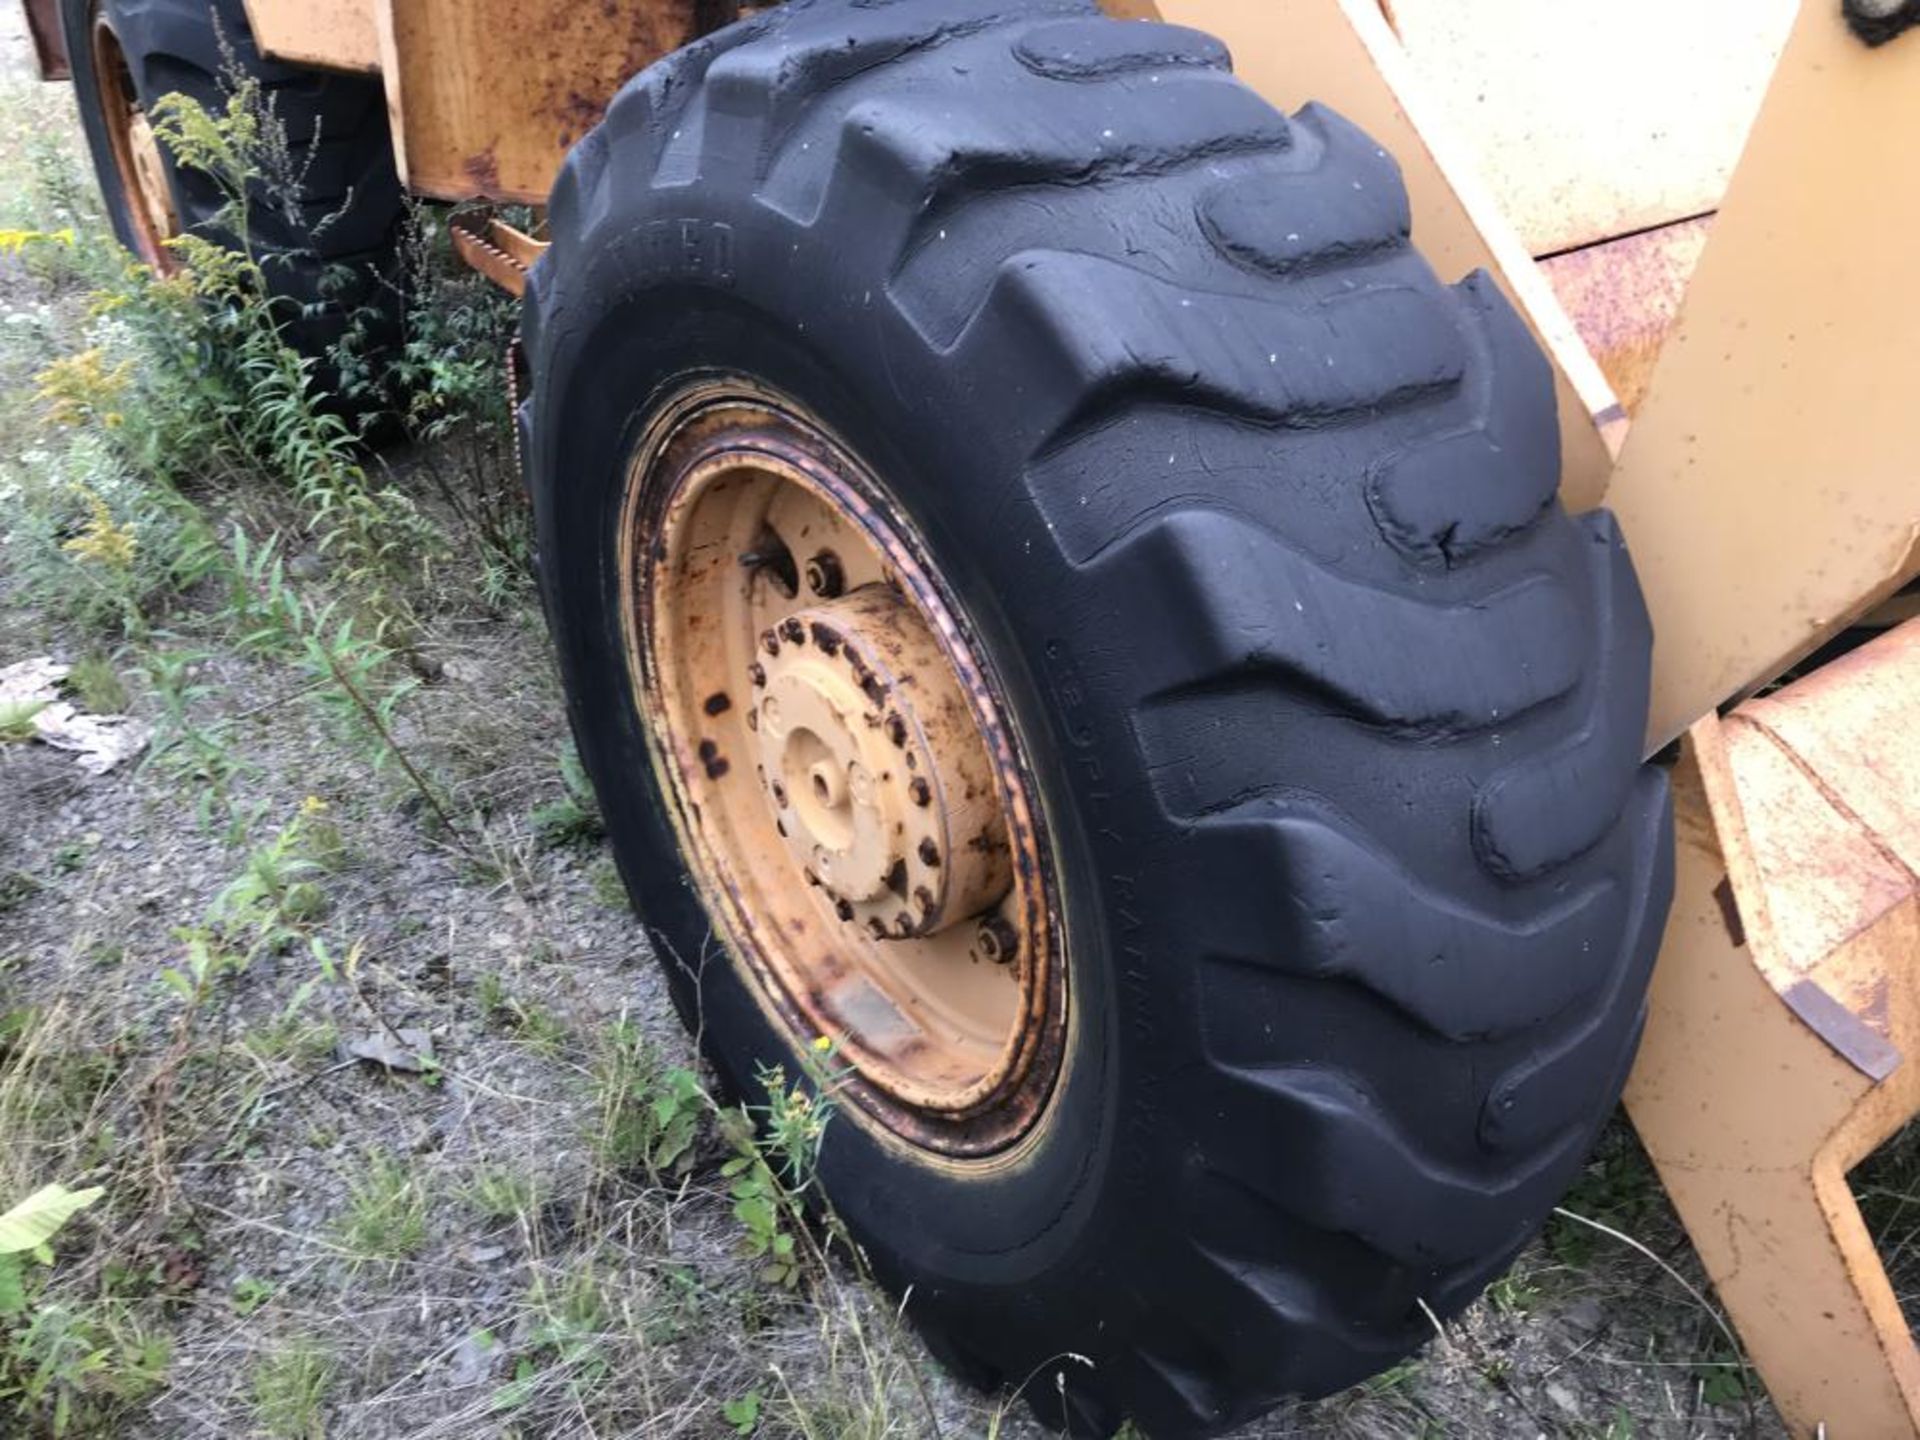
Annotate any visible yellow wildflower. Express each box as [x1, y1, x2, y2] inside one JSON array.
[[34, 348, 132, 429], [61, 488, 137, 571], [0, 227, 74, 256]]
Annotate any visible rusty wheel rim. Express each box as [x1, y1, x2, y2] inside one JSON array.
[[623, 380, 1067, 1157], [92, 15, 179, 271]]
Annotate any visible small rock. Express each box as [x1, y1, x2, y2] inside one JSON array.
[[1544, 1381, 1581, 1417], [448, 1330, 498, 1387], [1561, 1297, 1606, 1336], [344, 1027, 435, 1074]]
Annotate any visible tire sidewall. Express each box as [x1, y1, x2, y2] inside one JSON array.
[[61, 0, 142, 258]]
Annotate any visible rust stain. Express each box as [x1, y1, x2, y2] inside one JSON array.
[[1541, 216, 1713, 415], [533, 2, 726, 157], [462, 146, 503, 197]]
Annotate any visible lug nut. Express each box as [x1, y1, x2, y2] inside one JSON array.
[[918, 838, 941, 868], [908, 777, 932, 808], [974, 915, 1019, 965], [806, 550, 846, 598]]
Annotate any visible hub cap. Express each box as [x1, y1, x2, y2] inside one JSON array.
[[622, 383, 1066, 1156]]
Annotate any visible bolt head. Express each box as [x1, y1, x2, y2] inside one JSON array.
[[806, 550, 846, 598], [974, 915, 1019, 965]]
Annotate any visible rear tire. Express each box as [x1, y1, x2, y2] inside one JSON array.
[[522, 3, 1675, 1435], [63, 0, 405, 375]]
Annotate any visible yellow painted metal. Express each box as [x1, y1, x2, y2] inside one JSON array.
[[1608, 0, 1920, 753], [374, 0, 707, 203], [1153, 0, 1623, 507], [1627, 622, 1920, 1438], [1383, 0, 1794, 257], [242, 0, 379, 74], [447, 213, 540, 298]]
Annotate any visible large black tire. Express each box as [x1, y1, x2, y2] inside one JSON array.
[[63, 0, 405, 372], [523, 3, 1675, 1435]]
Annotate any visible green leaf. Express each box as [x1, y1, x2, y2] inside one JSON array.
[[0, 1253, 25, 1317], [490, 1356, 537, 1412], [0, 1184, 105, 1256], [1696, 1364, 1747, 1408], [722, 1391, 762, 1435], [734, 1195, 776, 1236]]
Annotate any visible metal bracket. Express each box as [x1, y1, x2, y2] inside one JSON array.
[[448, 211, 547, 298]]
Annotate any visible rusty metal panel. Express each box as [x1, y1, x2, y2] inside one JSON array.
[[243, 0, 380, 75], [1154, 0, 1623, 510], [1385, 0, 1796, 257], [1539, 217, 1710, 416], [22, 0, 69, 80], [1608, 0, 1920, 753], [375, 0, 716, 204]]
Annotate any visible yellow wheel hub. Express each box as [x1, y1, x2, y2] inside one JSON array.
[[622, 383, 1066, 1157], [752, 584, 1013, 942]]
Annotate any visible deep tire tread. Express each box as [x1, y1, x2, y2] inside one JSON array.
[[524, 5, 1674, 1436]]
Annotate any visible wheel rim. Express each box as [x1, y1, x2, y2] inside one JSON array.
[[622, 380, 1068, 1157], [92, 15, 180, 270]]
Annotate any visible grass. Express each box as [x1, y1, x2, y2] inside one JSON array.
[[65, 654, 127, 713], [336, 1149, 430, 1264], [467, 1164, 545, 1226], [251, 1335, 333, 1440]]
